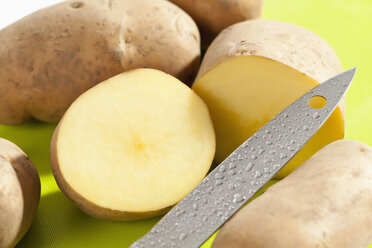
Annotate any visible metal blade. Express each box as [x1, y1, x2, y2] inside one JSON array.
[[130, 68, 356, 248]]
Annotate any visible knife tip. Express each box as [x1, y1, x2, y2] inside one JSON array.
[[335, 67, 357, 88]]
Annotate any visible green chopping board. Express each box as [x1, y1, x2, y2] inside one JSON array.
[[0, 0, 371, 247]]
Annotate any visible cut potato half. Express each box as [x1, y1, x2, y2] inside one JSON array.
[[193, 19, 344, 179], [51, 69, 215, 221]]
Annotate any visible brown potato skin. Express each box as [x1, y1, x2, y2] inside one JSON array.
[[50, 121, 173, 221], [168, 0, 263, 40], [213, 140, 372, 248], [195, 18, 345, 123], [0, 0, 200, 125], [0, 138, 40, 248]]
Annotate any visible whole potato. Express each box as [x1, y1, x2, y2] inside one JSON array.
[[168, 0, 262, 41], [0, 0, 200, 125], [213, 140, 372, 248], [0, 138, 40, 248]]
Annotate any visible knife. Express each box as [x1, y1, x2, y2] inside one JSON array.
[[130, 68, 356, 248]]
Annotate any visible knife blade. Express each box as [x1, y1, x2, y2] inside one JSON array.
[[130, 68, 356, 248]]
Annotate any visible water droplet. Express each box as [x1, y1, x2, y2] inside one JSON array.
[[287, 147, 295, 151], [269, 150, 276, 155], [176, 210, 185, 217], [228, 170, 236, 176], [229, 163, 236, 169], [250, 181, 258, 186], [251, 155, 257, 160], [313, 112, 320, 119], [242, 143, 249, 148], [179, 233, 187, 240], [258, 149, 265, 155], [245, 162, 254, 171], [280, 153, 287, 159], [228, 183, 236, 190], [254, 171, 262, 178], [265, 130, 271, 135], [215, 180, 223, 186], [251, 147, 255, 151], [283, 113, 289, 117], [217, 211, 223, 217], [215, 173, 224, 179], [266, 140, 273, 145], [273, 164, 280, 170], [237, 154, 244, 160], [233, 193, 245, 203], [264, 168, 271, 173], [202, 216, 208, 221], [189, 212, 196, 217], [236, 177, 246, 183], [206, 187, 213, 193], [290, 139, 295, 144], [219, 165, 226, 172], [263, 159, 270, 164], [303, 126, 309, 131]]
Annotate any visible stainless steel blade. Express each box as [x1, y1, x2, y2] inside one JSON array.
[[130, 68, 356, 248]]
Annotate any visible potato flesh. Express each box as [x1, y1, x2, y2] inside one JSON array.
[[193, 56, 344, 178], [56, 69, 215, 214], [0, 157, 23, 248]]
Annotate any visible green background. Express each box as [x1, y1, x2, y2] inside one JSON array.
[[0, 0, 371, 247]]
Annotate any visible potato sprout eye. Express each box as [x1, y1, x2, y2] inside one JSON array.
[[70, 2, 84, 9]]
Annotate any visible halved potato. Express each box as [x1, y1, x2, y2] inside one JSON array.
[[193, 19, 344, 178], [51, 69, 215, 221]]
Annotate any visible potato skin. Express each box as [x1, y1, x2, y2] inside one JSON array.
[[0, 0, 200, 125], [168, 0, 262, 39], [213, 140, 372, 248], [0, 138, 40, 248], [196, 19, 345, 117], [197, 19, 342, 84]]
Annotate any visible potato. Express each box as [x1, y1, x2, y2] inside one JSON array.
[[168, 0, 262, 41], [0, 0, 200, 125], [0, 138, 40, 248], [50, 68, 215, 221], [212, 140, 372, 248], [192, 19, 344, 179]]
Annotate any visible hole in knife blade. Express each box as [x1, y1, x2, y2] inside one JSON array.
[[308, 96, 327, 109]]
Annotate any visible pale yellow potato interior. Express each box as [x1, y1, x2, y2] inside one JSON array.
[[193, 56, 344, 178], [0, 157, 23, 248], [57, 69, 215, 212]]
